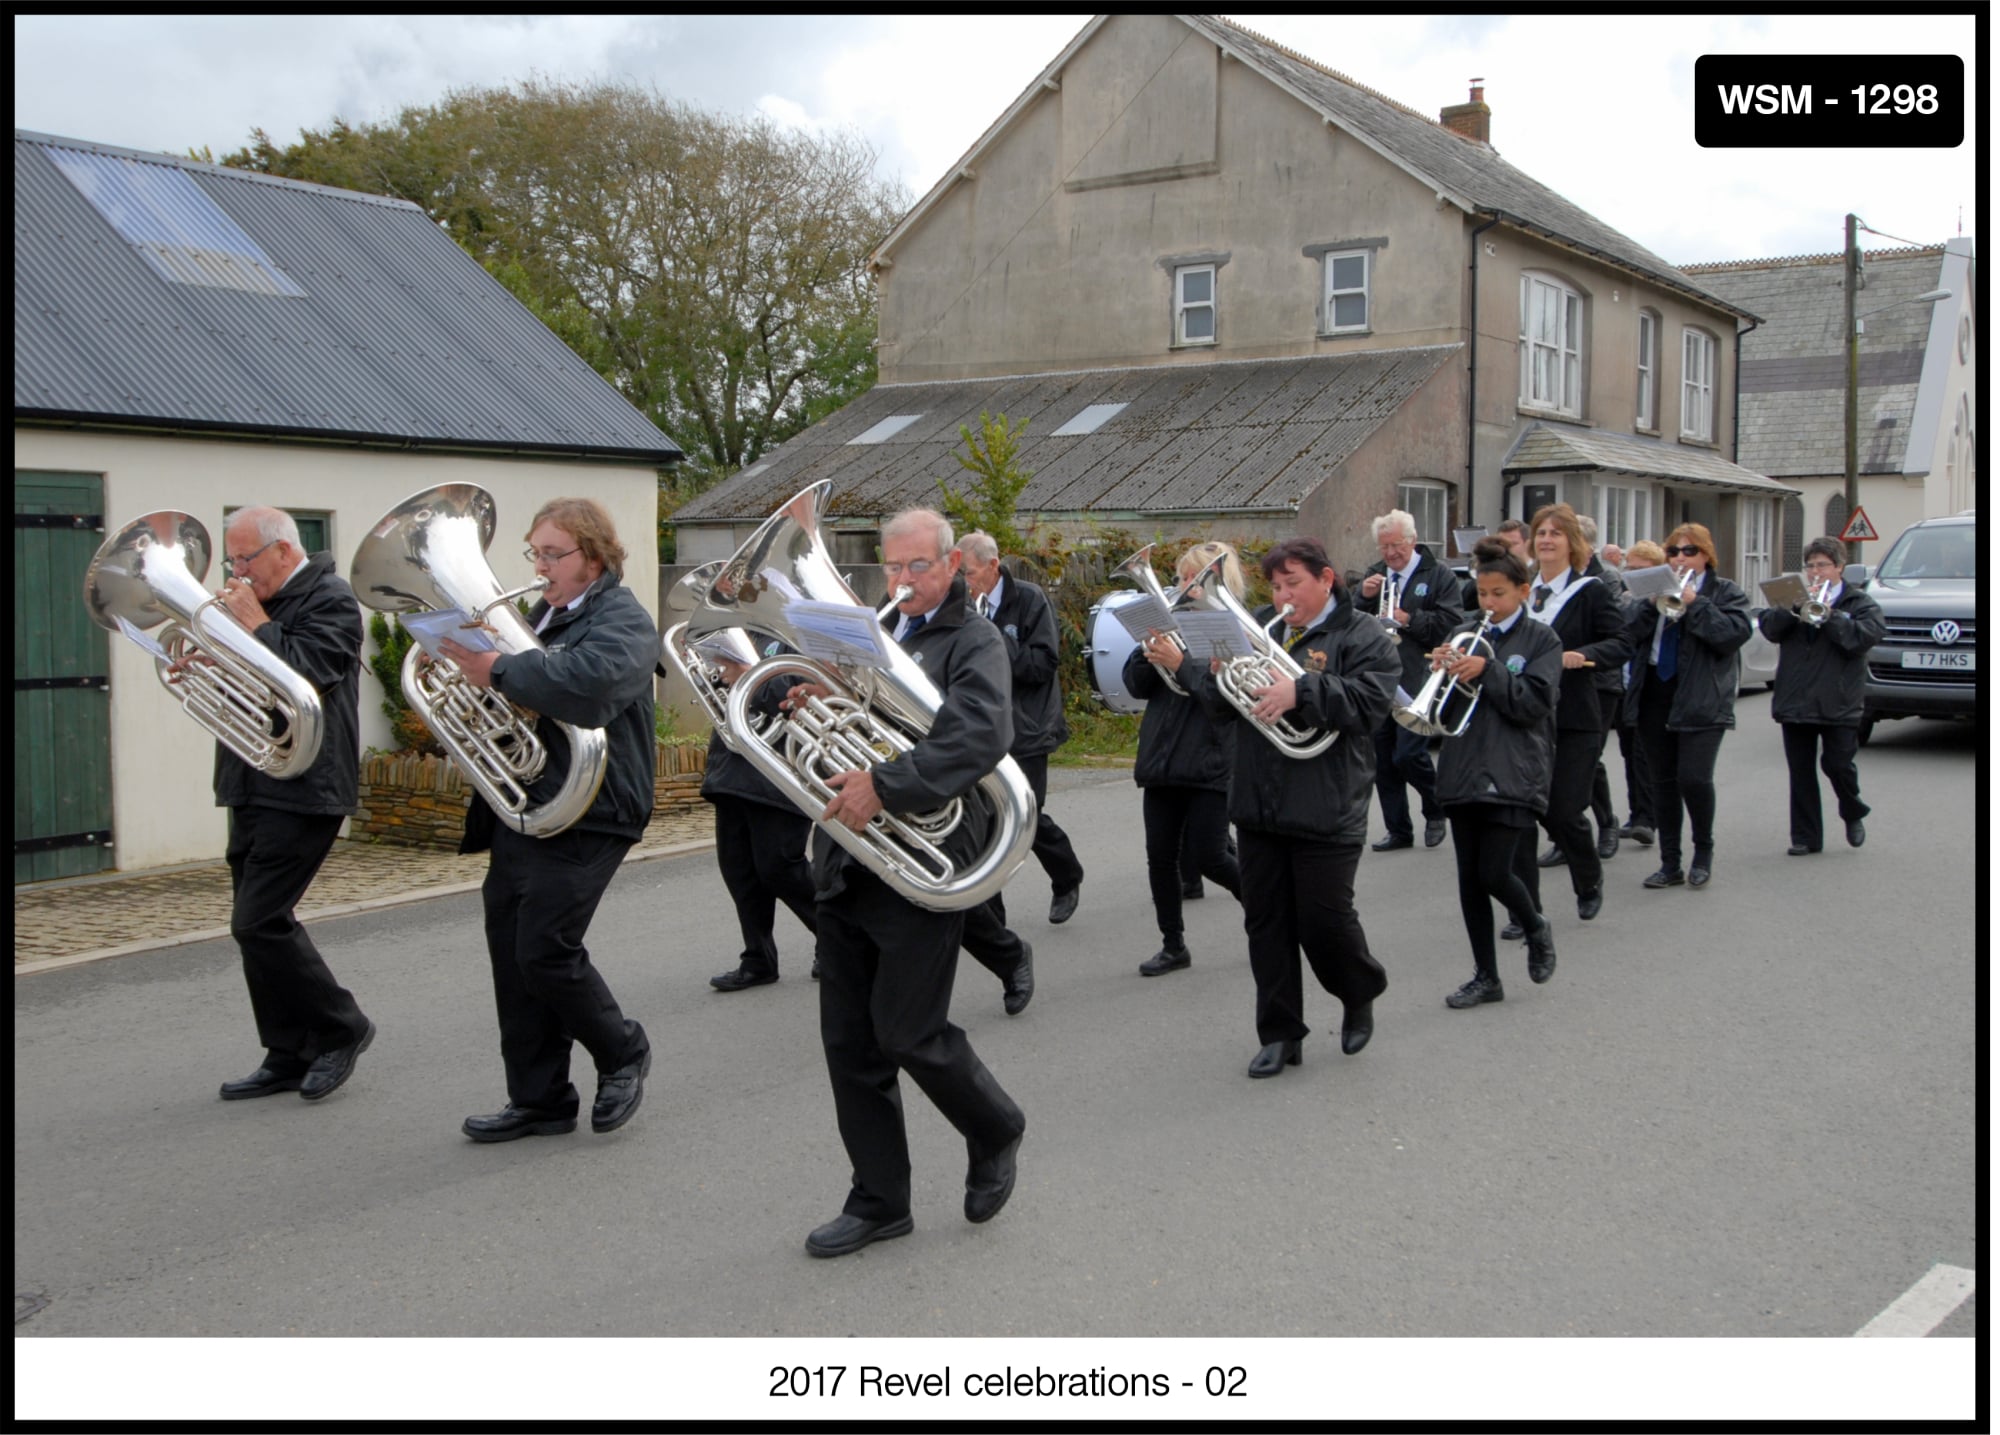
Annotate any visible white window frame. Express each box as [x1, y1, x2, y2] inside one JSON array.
[[1174, 264, 1216, 346], [1637, 311, 1657, 430], [1519, 273, 1584, 417], [1681, 328, 1717, 441], [1322, 249, 1370, 334], [1594, 481, 1652, 550], [1396, 481, 1449, 550], [1740, 497, 1774, 591]]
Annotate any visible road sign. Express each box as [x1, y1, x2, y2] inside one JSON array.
[[1838, 506, 1879, 542]]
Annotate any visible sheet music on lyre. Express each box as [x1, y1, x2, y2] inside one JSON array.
[[1174, 610, 1255, 661], [115, 614, 169, 660], [1109, 594, 1174, 641], [784, 599, 892, 670], [401, 608, 499, 661]]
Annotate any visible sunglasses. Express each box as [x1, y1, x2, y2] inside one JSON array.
[[1663, 545, 1703, 558]]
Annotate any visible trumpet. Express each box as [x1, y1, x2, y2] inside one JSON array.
[[1655, 567, 1697, 620], [1394, 612, 1498, 738], [1375, 570, 1405, 645], [1181, 559, 1338, 760], [1798, 578, 1835, 627]]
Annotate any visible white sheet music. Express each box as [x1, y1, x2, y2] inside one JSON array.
[[1174, 610, 1255, 660], [1109, 594, 1175, 640], [1621, 564, 1683, 601], [115, 614, 169, 660], [783, 599, 892, 671], [401, 608, 499, 661]]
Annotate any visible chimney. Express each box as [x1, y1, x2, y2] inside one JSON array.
[[1440, 78, 1490, 144]]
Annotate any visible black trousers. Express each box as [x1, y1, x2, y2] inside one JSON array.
[[1373, 717, 1441, 837], [1590, 688, 1620, 829], [226, 805, 368, 1070], [1237, 830, 1384, 1046], [1015, 753, 1085, 894], [711, 795, 817, 975], [1540, 727, 1606, 897], [817, 869, 1026, 1221], [1616, 721, 1654, 828], [1143, 784, 1240, 945], [482, 824, 647, 1115], [1781, 723, 1869, 850], [1636, 671, 1726, 868], [1448, 805, 1541, 980]]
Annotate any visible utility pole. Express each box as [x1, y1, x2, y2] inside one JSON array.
[[1843, 214, 1861, 563]]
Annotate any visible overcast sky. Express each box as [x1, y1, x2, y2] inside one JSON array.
[[13, 12, 1979, 267]]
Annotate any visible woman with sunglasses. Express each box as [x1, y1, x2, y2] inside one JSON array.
[[1624, 523, 1752, 890], [1433, 538, 1563, 1008], [1522, 504, 1630, 925]]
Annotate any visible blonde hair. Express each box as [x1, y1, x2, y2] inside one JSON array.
[[1625, 539, 1667, 568], [528, 498, 626, 576], [1177, 540, 1246, 599]]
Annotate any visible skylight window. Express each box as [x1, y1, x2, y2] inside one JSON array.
[[1051, 403, 1128, 436], [47, 148, 306, 298], [846, 414, 925, 445]]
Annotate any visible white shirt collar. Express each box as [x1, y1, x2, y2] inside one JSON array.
[[986, 573, 1006, 612], [1392, 551, 1422, 584], [1288, 593, 1337, 632], [274, 551, 311, 594], [1491, 605, 1526, 635], [899, 602, 944, 640]]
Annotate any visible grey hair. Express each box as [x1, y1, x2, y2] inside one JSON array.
[[959, 531, 999, 565], [1577, 513, 1600, 545], [881, 507, 954, 559], [1370, 509, 1418, 543], [228, 505, 302, 551]]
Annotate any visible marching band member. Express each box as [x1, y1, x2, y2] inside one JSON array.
[[1577, 513, 1626, 862], [1196, 537, 1399, 1078], [1611, 541, 1666, 846], [1359, 511, 1464, 852], [1435, 539, 1563, 1009], [794, 508, 1026, 1258], [1757, 538, 1885, 856], [1121, 541, 1245, 976], [1625, 523, 1752, 891]]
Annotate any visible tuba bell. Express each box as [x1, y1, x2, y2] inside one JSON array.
[[1111, 543, 1194, 695], [682, 480, 1038, 912], [1394, 611, 1498, 738], [85, 510, 325, 778], [349, 484, 608, 838], [661, 560, 764, 743], [1180, 554, 1339, 760]]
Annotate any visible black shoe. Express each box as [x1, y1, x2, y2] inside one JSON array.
[[1687, 862, 1712, 890], [1003, 942, 1035, 1016], [1499, 918, 1527, 942], [1526, 918, 1557, 984], [1372, 833, 1414, 852], [219, 1063, 306, 1101], [1846, 819, 1867, 848], [1538, 844, 1567, 867], [1139, 945, 1191, 977], [1446, 973, 1504, 1008], [1624, 824, 1656, 846], [1048, 887, 1080, 924], [805, 1211, 914, 1258], [1643, 866, 1686, 889], [591, 1046, 651, 1134], [1248, 1039, 1302, 1078], [1787, 843, 1819, 857], [1181, 879, 1205, 900], [810, 957, 822, 980], [710, 965, 778, 992], [1597, 825, 1620, 861], [462, 1103, 579, 1143], [1577, 888, 1603, 921], [299, 1019, 374, 1102], [1340, 1000, 1375, 1055], [1424, 817, 1448, 848], [965, 1131, 1023, 1224]]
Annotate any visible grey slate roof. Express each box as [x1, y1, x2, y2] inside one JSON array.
[[1682, 246, 1946, 477], [1503, 423, 1799, 496], [15, 130, 682, 464], [674, 346, 1461, 524]]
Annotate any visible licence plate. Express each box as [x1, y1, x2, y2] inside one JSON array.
[[1901, 650, 1975, 670]]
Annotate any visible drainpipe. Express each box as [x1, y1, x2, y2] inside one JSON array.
[[1731, 315, 1760, 464], [1465, 214, 1502, 529]]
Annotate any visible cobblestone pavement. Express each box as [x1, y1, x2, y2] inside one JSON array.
[[14, 805, 718, 970]]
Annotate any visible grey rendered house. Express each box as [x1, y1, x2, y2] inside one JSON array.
[[674, 13, 1795, 587]]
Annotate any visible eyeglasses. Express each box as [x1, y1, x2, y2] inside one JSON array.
[[524, 545, 580, 566], [223, 540, 276, 575], [1663, 545, 1703, 558], [1804, 560, 1842, 573], [879, 559, 936, 579]]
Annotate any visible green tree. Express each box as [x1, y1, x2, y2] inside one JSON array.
[[939, 411, 1033, 553]]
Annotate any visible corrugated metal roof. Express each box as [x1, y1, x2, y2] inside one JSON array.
[[676, 346, 1461, 524], [14, 130, 682, 464], [1502, 423, 1801, 496]]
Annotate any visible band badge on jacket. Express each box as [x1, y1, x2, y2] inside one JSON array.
[[1414, 583, 1429, 597], [1504, 654, 1526, 674], [1303, 647, 1328, 672], [1003, 623, 1019, 640]]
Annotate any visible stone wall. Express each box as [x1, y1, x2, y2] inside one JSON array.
[[354, 741, 710, 850]]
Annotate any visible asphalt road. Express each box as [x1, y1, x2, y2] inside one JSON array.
[[15, 697, 1978, 1363]]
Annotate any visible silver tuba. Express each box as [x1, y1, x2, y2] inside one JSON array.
[[1181, 554, 1339, 760], [1798, 578, 1835, 627], [661, 560, 763, 743], [1394, 612, 1498, 738], [349, 484, 608, 838], [85, 510, 325, 778], [682, 480, 1038, 911]]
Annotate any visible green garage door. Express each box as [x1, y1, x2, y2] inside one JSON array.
[[16, 472, 115, 883]]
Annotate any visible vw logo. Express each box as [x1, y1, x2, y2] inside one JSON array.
[[1931, 620, 1962, 646]]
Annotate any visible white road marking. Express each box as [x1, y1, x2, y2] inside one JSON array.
[[1855, 1263, 1976, 1337]]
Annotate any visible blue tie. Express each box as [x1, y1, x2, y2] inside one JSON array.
[[900, 612, 927, 645], [1658, 618, 1681, 681]]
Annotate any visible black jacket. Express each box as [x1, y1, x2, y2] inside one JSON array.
[[984, 574, 1068, 758], [1527, 571, 1631, 732], [1364, 544, 1467, 694], [701, 638, 803, 812], [1758, 586, 1886, 727], [1434, 612, 1562, 813], [811, 575, 1013, 899], [1195, 593, 1399, 845], [1121, 644, 1231, 791], [462, 572, 662, 847], [1583, 555, 1627, 693], [1624, 571, 1753, 730], [212, 551, 363, 818]]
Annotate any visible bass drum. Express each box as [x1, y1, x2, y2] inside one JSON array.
[[1086, 590, 1149, 715]]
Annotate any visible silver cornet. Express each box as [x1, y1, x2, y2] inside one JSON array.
[[1375, 571, 1405, 645], [1655, 567, 1697, 621], [1798, 579, 1835, 627], [1394, 612, 1498, 738]]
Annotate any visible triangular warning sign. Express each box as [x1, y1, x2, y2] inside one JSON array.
[[1838, 506, 1880, 543]]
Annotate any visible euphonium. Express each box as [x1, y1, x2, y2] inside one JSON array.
[[349, 484, 608, 838], [683, 480, 1038, 912], [662, 561, 763, 743], [85, 510, 325, 778], [1655, 567, 1697, 620], [1798, 578, 1835, 627], [1180, 555, 1339, 760], [1394, 611, 1499, 739], [1113, 543, 1192, 695]]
